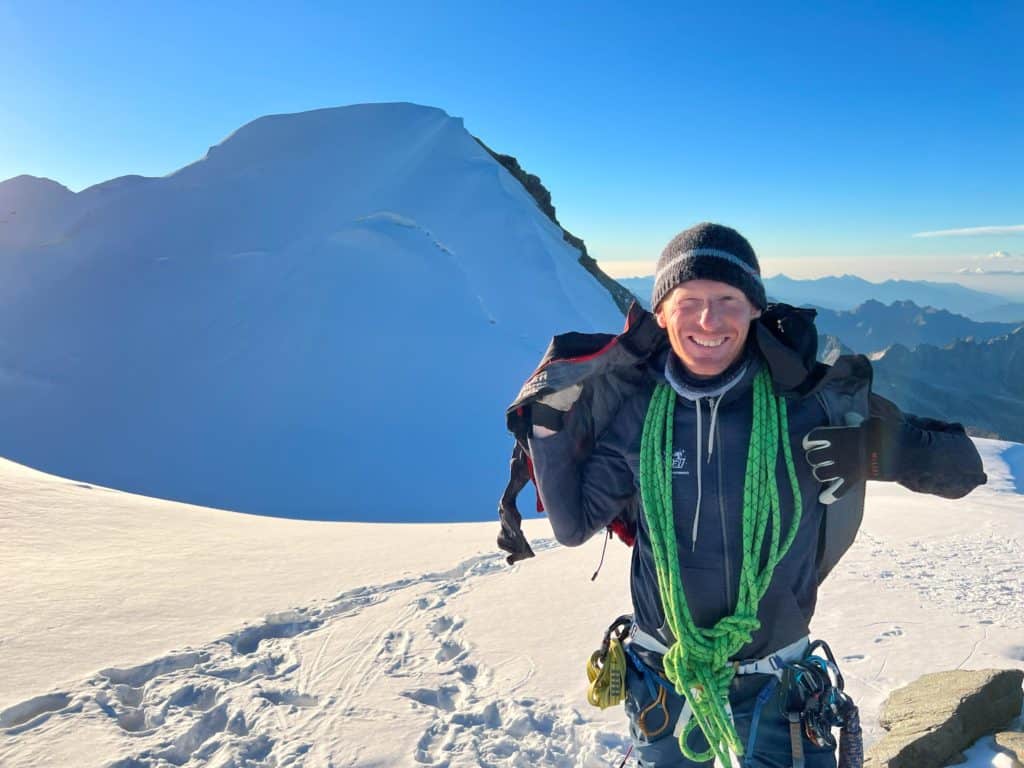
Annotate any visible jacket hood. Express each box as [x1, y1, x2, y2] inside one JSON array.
[[752, 303, 823, 394]]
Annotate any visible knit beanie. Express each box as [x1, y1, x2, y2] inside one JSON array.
[[651, 222, 766, 311]]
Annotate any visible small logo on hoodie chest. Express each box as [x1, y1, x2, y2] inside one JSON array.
[[672, 449, 689, 475]]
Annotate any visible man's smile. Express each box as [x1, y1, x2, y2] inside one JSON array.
[[689, 336, 727, 349]]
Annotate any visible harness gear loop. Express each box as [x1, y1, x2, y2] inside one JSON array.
[[637, 685, 671, 739], [639, 368, 804, 764]]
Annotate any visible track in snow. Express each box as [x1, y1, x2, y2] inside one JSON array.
[[857, 530, 1024, 627], [1, 541, 628, 767]]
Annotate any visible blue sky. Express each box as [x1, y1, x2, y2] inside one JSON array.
[[3, 1, 1022, 292]]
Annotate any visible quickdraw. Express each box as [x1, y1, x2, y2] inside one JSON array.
[[586, 615, 632, 709]]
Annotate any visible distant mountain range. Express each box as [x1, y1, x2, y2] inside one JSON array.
[[819, 327, 1024, 442], [764, 274, 1018, 320], [975, 302, 1024, 324], [617, 274, 1024, 324], [813, 300, 1020, 354], [872, 328, 1024, 443]]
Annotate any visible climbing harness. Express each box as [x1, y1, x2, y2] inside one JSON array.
[[777, 640, 863, 768], [587, 615, 633, 709], [638, 368, 805, 765], [619, 635, 862, 768]]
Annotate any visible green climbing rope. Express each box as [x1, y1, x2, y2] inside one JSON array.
[[638, 367, 803, 764]]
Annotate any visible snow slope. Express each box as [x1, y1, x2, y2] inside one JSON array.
[[1, 440, 1021, 767], [0, 103, 623, 523]]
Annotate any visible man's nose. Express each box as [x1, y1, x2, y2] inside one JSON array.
[[698, 302, 720, 327]]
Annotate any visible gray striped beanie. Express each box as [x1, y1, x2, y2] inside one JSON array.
[[651, 222, 766, 311]]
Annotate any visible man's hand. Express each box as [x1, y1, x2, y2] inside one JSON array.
[[802, 415, 898, 504], [531, 384, 583, 437]]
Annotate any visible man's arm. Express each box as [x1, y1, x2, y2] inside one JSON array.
[[528, 419, 637, 547], [803, 392, 987, 503], [869, 393, 988, 499]]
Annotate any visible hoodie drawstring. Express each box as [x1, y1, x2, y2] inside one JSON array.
[[708, 393, 724, 458], [691, 398, 703, 550], [690, 394, 724, 550], [664, 359, 748, 552]]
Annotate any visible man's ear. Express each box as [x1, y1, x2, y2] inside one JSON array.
[[655, 309, 667, 329], [751, 308, 763, 321]]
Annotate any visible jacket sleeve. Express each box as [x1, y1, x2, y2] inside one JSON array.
[[527, 420, 637, 547], [870, 393, 988, 498]]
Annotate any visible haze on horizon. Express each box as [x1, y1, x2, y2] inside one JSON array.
[[2, 1, 1022, 297]]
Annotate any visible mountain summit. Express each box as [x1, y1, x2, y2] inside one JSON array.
[[0, 103, 624, 521]]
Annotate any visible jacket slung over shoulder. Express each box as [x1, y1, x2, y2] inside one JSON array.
[[498, 303, 663, 563], [496, 301, 987, 567]]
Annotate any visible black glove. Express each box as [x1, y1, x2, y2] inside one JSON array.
[[802, 416, 900, 504]]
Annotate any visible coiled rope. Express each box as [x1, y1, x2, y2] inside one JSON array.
[[638, 368, 803, 764]]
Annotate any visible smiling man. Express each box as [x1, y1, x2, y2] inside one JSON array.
[[514, 222, 987, 767]]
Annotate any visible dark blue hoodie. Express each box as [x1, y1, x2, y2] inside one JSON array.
[[529, 342, 831, 663], [521, 307, 986, 667]]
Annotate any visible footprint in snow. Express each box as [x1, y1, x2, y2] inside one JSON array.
[[874, 627, 904, 643], [0, 692, 74, 733], [435, 639, 467, 663]]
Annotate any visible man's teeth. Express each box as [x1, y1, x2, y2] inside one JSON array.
[[691, 337, 725, 348]]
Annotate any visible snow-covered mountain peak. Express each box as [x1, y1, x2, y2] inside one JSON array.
[[0, 103, 624, 521], [0, 174, 72, 197], [176, 102, 461, 183], [0, 175, 78, 249]]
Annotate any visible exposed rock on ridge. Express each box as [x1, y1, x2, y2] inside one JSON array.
[[474, 138, 636, 315], [817, 334, 854, 364]]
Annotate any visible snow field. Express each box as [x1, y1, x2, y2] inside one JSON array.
[[1, 439, 1021, 767]]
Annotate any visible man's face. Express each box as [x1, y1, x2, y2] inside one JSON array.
[[655, 279, 761, 378]]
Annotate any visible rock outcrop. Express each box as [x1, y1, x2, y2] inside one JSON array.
[[865, 668, 1024, 768], [818, 333, 854, 365]]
